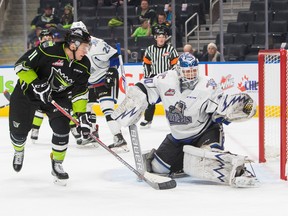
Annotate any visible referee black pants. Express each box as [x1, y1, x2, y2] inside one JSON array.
[[144, 104, 155, 122]]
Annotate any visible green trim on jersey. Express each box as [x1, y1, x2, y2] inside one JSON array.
[[73, 99, 88, 114], [17, 69, 38, 84]]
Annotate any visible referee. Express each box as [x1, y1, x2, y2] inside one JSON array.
[[140, 25, 179, 128]]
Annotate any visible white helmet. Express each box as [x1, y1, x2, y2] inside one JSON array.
[[70, 21, 89, 33], [178, 52, 199, 81]]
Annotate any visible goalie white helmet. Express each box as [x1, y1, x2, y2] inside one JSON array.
[[178, 52, 199, 81], [177, 52, 199, 91]]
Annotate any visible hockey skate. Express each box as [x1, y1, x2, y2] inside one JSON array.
[[51, 155, 69, 186], [13, 150, 24, 172], [30, 128, 39, 144], [140, 120, 152, 129], [231, 166, 260, 188], [108, 133, 129, 152], [77, 125, 99, 147], [142, 149, 188, 179]]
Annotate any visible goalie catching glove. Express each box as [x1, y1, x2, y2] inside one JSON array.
[[31, 79, 52, 104], [212, 93, 256, 124]]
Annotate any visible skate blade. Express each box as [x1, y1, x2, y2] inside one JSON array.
[[53, 176, 68, 186], [76, 142, 99, 148], [110, 145, 130, 153], [31, 139, 37, 144]]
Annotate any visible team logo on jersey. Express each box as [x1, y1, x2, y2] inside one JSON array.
[[165, 88, 175, 96], [52, 60, 64, 67], [50, 67, 74, 92], [166, 101, 192, 125]]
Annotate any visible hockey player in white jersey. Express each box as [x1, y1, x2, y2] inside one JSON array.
[[69, 21, 128, 151], [112, 52, 259, 187]]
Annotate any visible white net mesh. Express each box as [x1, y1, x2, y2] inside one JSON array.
[[263, 54, 281, 159]]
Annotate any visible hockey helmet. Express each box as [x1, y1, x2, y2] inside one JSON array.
[[39, 29, 53, 41], [70, 21, 89, 34], [65, 27, 91, 48], [153, 25, 169, 37], [178, 52, 199, 81]]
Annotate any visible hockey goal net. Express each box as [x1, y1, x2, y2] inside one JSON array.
[[258, 49, 288, 180]]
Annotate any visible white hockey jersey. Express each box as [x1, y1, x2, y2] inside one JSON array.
[[86, 36, 118, 84], [141, 70, 224, 140]]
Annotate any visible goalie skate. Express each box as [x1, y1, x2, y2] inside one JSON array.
[[231, 168, 260, 188], [108, 133, 129, 153]]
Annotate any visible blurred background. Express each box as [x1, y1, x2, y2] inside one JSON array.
[[0, 0, 287, 65]]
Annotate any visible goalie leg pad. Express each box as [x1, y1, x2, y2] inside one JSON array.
[[183, 145, 257, 186], [111, 86, 148, 127]]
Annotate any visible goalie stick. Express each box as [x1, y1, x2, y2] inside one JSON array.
[[129, 124, 145, 175], [51, 100, 176, 190]]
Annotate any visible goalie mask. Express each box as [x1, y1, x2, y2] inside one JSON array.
[[178, 52, 199, 91]]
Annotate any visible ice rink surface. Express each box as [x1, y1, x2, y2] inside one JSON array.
[[0, 116, 287, 216]]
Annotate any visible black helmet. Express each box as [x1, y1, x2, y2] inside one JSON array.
[[65, 28, 91, 47], [39, 29, 53, 39], [153, 25, 169, 36]]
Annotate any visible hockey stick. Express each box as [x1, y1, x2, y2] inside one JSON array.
[[3, 90, 11, 101], [51, 100, 176, 190], [129, 124, 145, 174], [0, 90, 11, 109], [88, 82, 105, 89], [116, 43, 127, 94]]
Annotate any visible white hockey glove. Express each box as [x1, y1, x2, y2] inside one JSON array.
[[78, 113, 92, 139], [31, 79, 52, 104], [213, 93, 256, 123], [111, 86, 148, 127]]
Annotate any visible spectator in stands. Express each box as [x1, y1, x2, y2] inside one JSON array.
[[183, 44, 193, 53], [60, 4, 74, 29], [165, 3, 172, 24], [30, 4, 60, 30], [200, 42, 221, 62], [131, 18, 151, 41], [27, 27, 42, 49], [152, 12, 171, 36], [137, 0, 157, 26]]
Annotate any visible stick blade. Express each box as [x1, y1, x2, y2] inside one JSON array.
[[143, 172, 177, 190]]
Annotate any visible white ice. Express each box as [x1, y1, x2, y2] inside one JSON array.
[[0, 116, 287, 216]]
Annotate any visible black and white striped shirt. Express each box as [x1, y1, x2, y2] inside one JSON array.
[[143, 43, 178, 78]]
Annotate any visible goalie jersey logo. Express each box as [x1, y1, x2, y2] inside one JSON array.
[[166, 101, 192, 125]]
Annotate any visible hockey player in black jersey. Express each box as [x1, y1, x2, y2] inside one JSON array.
[[9, 27, 92, 185]]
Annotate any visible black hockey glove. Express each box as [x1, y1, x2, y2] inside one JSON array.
[[104, 67, 118, 88], [31, 79, 52, 104], [78, 113, 92, 139]]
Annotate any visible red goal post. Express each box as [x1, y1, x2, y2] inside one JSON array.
[[258, 49, 288, 181]]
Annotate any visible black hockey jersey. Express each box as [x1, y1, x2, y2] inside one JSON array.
[[14, 41, 91, 113]]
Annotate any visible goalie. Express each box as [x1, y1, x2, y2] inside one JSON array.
[[112, 52, 259, 188]]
